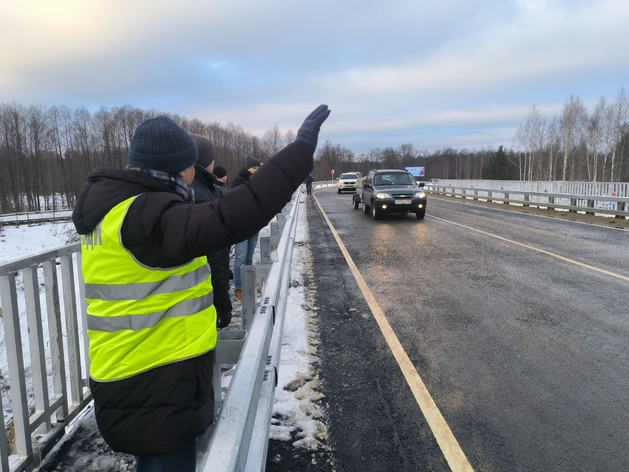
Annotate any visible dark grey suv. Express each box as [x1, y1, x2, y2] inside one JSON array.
[[355, 169, 427, 219]]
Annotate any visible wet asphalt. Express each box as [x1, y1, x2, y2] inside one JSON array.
[[295, 188, 629, 472]]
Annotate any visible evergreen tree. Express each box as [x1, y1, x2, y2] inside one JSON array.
[[483, 145, 510, 179]]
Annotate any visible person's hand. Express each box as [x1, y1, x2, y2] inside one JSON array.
[[295, 105, 331, 151], [217, 312, 232, 329]]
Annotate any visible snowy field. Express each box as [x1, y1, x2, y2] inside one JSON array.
[[0, 199, 326, 470]]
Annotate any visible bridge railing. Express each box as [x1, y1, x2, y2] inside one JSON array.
[[196, 189, 302, 471], [426, 184, 629, 218], [0, 210, 73, 227], [0, 244, 91, 472], [0, 190, 303, 472]]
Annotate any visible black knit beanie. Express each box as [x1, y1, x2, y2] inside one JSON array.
[[213, 166, 227, 179], [245, 157, 261, 170], [190, 134, 216, 168], [128, 116, 198, 173]]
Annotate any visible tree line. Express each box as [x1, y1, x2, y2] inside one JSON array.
[[313, 87, 629, 183], [0, 103, 293, 213], [1, 88, 627, 213]]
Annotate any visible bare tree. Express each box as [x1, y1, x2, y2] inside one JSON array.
[[262, 124, 282, 157], [559, 96, 588, 181], [284, 129, 295, 147], [587, 98, 606, 181]]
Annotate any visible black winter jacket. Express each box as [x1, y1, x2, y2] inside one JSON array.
[[214, 179, 226, 195], [191, 165, 232, 328], [230, 167, 251, 189], [72, 141, 313, 455]]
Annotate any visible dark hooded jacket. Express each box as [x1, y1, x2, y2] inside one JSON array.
[[230, 166, 252, 189], [191, 164, 231, 328], [214, 178, 226, 195], [72, 141, 313, 455]]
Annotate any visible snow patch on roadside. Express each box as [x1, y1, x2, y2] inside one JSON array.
[[269, 200, 328, 451]]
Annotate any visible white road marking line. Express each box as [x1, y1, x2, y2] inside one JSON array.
[[428, 214, 629, 283], [429, 194, 629, 232], [313, 195, 475, 472]]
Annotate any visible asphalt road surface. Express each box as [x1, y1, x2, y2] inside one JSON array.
[[294, 188, 629, 472]]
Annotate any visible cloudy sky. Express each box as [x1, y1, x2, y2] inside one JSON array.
[[1, 0, 628, 153]]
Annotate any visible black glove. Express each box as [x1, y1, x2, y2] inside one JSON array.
[[295, 105, 331, 151], [217, 312, 232, 329]]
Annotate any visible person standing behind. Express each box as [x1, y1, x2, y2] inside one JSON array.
[[231, 157, 261, 302], [212, 165, 231, 283], [305, 173, 314, 195], [190, 134, 232, 329], [213, 166, 228, 196]]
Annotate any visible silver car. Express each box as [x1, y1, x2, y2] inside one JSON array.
[[337, 172, 360, 193]]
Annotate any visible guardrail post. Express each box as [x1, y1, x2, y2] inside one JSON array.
[[43, 260, 69, 421], [616, 202, 626, 219], [586, 199, 595, 215], [277, 212, 287, 231], [569, 198, 577, 213], [0, 390, 8, 472], [269, 221, 280, 252], [0, 274, 32, 459], [212, 355, 222, 422], [60, 255, 84, 405], [23, 267, 52, 434], [241, 265, 257, 330], [259, 236, 271, 264]]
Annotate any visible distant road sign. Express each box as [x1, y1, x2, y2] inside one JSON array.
[[405, 166, 425, 177], [331, 169, 335, 174]]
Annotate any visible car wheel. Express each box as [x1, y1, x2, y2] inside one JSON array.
[[363, 200, 370, 214], [415, 209, 426, 219], [337, 188, 341, 194], [372, 202, 381, 220], [353, 196, 360, 209]]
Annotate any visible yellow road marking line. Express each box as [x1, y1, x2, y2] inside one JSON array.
[[313, 196, 474, 472], [428, 215, 629, 283]]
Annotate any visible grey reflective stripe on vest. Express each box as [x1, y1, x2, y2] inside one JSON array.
[[84, 264, 211, 301], [87, 292, 214, 332]]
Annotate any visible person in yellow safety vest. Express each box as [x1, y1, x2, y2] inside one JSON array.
[[72, 105, 331, 472]]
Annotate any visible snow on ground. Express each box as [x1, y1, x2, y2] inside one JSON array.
[[2, 195, 327, 469], [268, 199, 327, 450], [0, 221, 77, 264]]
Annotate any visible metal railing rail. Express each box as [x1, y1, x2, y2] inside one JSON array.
[[0, 211, 73, 227], [422, 179, 629, 198], [197, 189, 302, 472], [0, 244, 91, 472], [0, 190, 303, 472], [427, 184, 629, 218]]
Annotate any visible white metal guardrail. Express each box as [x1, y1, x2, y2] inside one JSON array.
[[0, 211, 73, 226], [0, 190, 303, 472], [196, 190, 302, 471], [426, 184, 629, 218], [0, 244, 91, 472], [423, 179, 629, 198]]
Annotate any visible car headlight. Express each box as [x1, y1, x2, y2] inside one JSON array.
[[415, 191, 426, 199], [376, 192, 391, 199]]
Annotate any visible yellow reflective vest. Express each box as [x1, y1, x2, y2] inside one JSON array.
[[81, 195, 216, 382]]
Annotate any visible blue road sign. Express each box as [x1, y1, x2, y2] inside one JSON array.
[[405, 166, 425, 177]]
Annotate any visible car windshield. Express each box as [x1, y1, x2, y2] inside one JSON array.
[[340, 173, 359, 179], [373, 173, 416, 186]]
